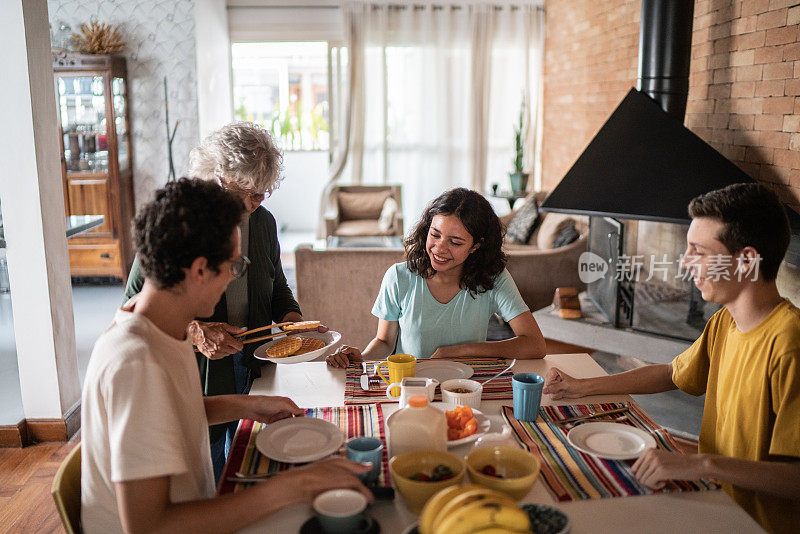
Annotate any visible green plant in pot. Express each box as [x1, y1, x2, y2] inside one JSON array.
[[509, 98, 529, 193]]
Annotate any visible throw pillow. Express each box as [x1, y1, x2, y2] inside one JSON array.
[[552, 222, 580, 248], [536, 213, 578, 250], [505, 198, 540, 244], [338, 190, 391, 220], [378, 197, 399, 232]]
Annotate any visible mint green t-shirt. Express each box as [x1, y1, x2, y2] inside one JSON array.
[[371, 263, 529, 359]]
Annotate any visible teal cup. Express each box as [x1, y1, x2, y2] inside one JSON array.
[[346, 436, 383, 484], [512, 373, 544, 421]]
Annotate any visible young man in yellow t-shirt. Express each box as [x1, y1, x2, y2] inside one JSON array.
[[544, 183, 800, 533]]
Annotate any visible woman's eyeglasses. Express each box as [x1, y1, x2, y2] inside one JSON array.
[[230, 255, 250, 278], [218, 179, 267, 204]]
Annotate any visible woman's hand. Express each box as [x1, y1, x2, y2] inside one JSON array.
[[188, 321, 245, 360], [326, 345, 363, 368], [246, 395, 306, 423], [430, 345, 459, 359]]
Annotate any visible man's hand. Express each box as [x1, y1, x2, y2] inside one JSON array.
[[327, 345, 362, 368], [632, 449, 707, 489], [188, 321, 245, 360], [543, 368, 591, 399], [246, 395, 306, 423], [276, 458, 373, 504]]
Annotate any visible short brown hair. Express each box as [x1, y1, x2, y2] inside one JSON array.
[[688, 183, 789, 280]]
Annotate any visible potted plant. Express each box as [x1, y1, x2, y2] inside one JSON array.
[[509, 97, 529, 193]]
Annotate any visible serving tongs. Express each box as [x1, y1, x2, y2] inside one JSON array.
[[236, 321, 296, 345]]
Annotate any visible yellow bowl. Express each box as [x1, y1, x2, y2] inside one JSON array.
[[465, 446, 540, 500], [389, 450, 465, 513]]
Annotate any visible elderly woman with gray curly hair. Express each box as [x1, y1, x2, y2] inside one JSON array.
[[123, 122, 322, 481]]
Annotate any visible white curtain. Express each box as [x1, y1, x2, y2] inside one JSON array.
[[330, 0, 545, 234]]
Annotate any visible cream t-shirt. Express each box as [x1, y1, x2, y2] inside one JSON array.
[[81, 310, 215, 534]]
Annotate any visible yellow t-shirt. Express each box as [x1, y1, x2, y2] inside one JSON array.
[[672, 299, 800, 534]]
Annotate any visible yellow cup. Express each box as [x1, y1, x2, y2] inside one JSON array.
[[376, 354, 416, 397]]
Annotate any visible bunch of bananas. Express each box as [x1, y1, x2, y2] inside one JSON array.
[[418, 484, 532, 534]]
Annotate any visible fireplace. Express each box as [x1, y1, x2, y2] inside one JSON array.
[[544, 0, 735, 341], [586, 216, 722, 341]]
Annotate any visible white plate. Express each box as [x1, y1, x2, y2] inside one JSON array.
[[566, 422, 657, 460], [447, 408, 491, 448], [415, 360, 473, 383], [253, 330, 341, 364], [255, 417, 344, 463]]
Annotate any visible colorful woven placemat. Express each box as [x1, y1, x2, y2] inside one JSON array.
[[501, 402, 719, 502], [344, 357, 514, 405], [218, 404, 390, 495]]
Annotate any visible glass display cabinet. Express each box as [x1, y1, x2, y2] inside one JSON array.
[[53, 52, 135, 280]]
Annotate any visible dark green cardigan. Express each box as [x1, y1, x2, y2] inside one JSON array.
[[123, 207, 301, 441]]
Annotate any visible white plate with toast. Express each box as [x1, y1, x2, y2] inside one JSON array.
[[253, 330, 341, 364]]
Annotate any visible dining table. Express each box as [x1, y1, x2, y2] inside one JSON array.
[[228, 353, 762, 534]]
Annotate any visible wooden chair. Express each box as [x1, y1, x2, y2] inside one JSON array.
[[51, 443, 82, 534]]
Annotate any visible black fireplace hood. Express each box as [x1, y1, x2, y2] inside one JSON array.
[[539, 87, 756, 225]]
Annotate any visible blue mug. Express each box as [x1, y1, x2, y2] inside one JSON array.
[[346, 436, 383, 484], [512, 373, 544, 422]]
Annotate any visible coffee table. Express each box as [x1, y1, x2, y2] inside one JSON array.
[[327, 235, 404, 248]]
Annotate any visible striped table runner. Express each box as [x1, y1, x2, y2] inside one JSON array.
[[344, 357, 514, 405], [502, 402, 719, 502], [218, 404, 390, 495]]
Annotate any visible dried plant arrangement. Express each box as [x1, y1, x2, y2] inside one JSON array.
[[73, 21, 125, 55]]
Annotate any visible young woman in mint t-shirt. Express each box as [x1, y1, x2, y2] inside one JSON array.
[[326, 187, 546, 368]]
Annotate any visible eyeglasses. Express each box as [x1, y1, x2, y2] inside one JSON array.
[[229, 255, 250, 278], [218, 179, 267, 204]]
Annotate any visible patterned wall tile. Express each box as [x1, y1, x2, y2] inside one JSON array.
[[48, 0, 199, 207]]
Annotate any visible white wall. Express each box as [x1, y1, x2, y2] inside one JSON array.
[[1, 0, 80, 420], [195, 0, 233, 138], [48, 0, 200, 207], [266, 151, 330, 233]]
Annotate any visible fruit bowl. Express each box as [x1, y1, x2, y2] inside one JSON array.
[[389, 450, 465, 513], [465, 446, 540, 500]]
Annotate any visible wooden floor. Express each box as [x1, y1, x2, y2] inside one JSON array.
[[0, 435, 78, 533]]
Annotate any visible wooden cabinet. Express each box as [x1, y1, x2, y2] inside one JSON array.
[[53, 53, 135, 280]]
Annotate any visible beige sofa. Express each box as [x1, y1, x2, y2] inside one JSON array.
[[295, 207, 587, 349]]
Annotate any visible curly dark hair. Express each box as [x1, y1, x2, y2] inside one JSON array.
[[405, 187, 506, 295], [134, 178, 245, 288], [688, 182, 789, 281]]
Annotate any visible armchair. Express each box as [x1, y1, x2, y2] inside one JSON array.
[[324, 185, 403, 238]]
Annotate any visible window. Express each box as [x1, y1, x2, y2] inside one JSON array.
[[231, 42, 330, 151]]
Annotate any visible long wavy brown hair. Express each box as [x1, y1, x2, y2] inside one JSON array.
[[405, 188, 507, 295]]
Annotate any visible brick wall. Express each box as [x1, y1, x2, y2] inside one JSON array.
[[542, 0, 800, 210], [541, 0, 639, 191]]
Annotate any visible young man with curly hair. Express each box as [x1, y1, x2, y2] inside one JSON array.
[[326, 187, 546, 367], [82, 179, 369, 533], [123, 122, 323, 481], [544, 183, 800, 533]]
